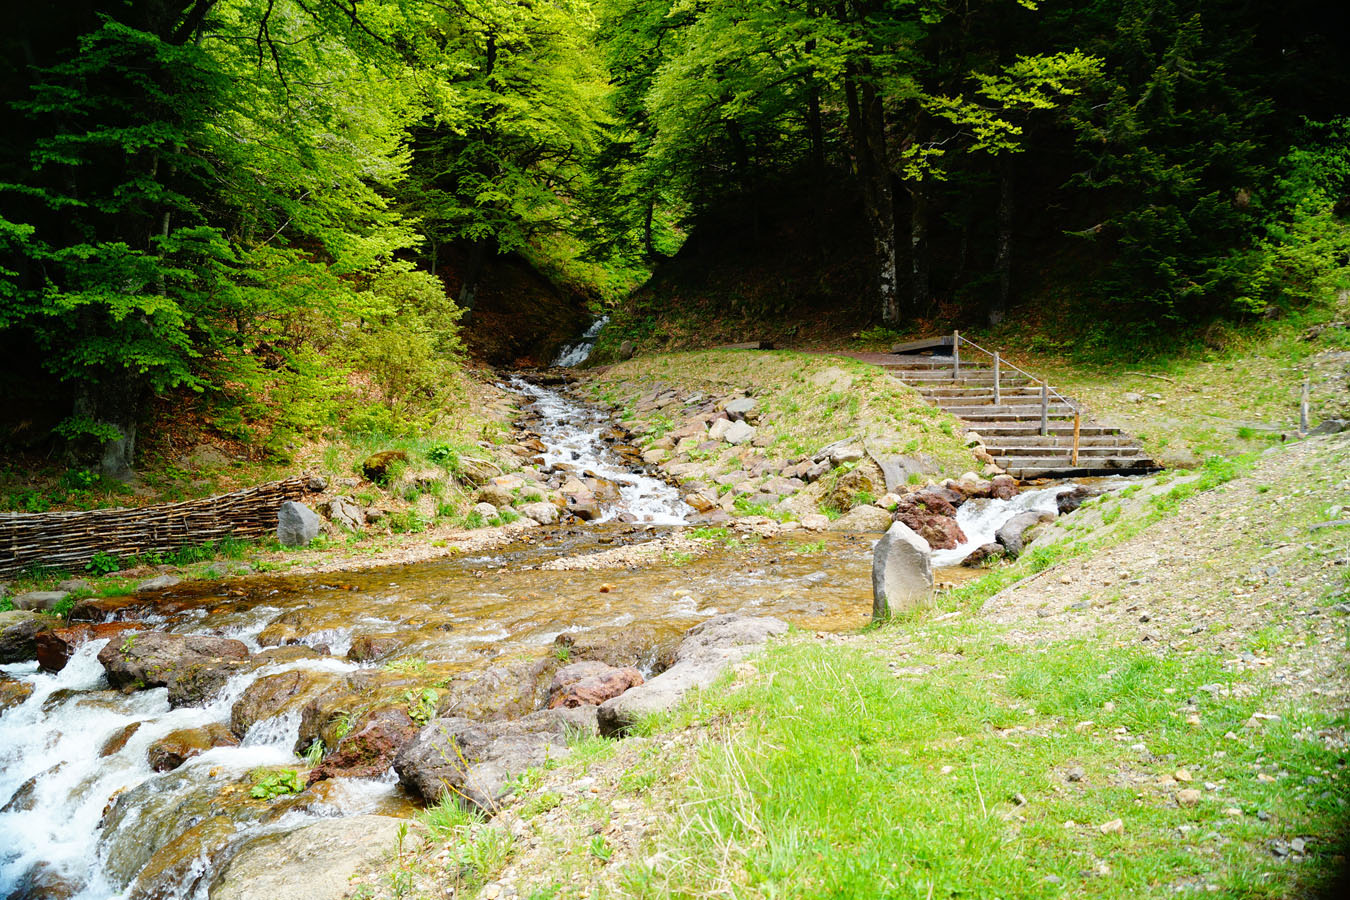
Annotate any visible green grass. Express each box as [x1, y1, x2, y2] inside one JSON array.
[[621, 636, 1348, 899]]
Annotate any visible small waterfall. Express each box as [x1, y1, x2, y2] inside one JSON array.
[[929, 484, 1076, 567], [552, 316, 609, 367], [510, 376, 692, 525]]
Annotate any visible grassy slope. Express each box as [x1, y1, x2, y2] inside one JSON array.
[[583, 349, 975, 475], [381, 436, 1350, 900]]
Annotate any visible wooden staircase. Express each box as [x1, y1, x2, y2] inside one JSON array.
[[880, 335, 1158, 480]]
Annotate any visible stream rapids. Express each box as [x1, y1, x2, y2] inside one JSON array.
[[0, 379, 1085, 899]]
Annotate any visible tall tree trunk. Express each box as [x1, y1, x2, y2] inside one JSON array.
[[458, 239, 489, 316], [990, 158, 1013, 326], [74, 381, 142, 481], [807, 81, 825, 174], [910, 183, 930, 313], [845, 69, 899, 324]]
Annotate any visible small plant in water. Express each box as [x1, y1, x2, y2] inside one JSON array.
[[249, 768, 304, 799], [384, 656, 427, 674], [405, 688, 440, 725]]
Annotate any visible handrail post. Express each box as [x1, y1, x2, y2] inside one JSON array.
[[1071, 412, 1081, 465], [993, 351, 1001, 405], [952, 330, 960, 381], [1300, 380, 1310, 435], [1040, 382, 1049, 437]]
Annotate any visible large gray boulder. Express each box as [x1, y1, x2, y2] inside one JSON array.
[[0, 610, 51, 663], [98, 632, 250, 707], [871, 522, 933, 622], [597, 614, 788, 735], [276, 501, 320, 547], [209, 815, 416, 900], [395, 706, 598, 813], [10, 591, 68, 612], [996, 510, 1055, 558]]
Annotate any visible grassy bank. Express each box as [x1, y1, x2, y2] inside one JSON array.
[[582, 349, 976, 474]]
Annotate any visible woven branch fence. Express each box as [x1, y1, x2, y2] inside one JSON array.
[[0, 477, 314, 577]]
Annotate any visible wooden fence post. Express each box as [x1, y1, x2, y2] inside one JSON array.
[[952, 330, 960, 380], [993, 351, 1001, 405], [1040, 383, 1049, 437], [1071, 412, 1081, 466], [1300, 381, 1310, 435]]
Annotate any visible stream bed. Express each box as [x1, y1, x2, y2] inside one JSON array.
[[0, 378, 1110, 899]]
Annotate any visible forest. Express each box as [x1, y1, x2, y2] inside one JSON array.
[[2, 0, 1347, 479]]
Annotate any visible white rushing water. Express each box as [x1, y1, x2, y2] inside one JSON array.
[[0, 632, 390, 900], [929, 483, 1078, 567], [552, 316, 609, 367], [510, 376, 692, 525]]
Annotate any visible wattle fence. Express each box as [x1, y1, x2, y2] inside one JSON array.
[[0, 477, 316, 577]]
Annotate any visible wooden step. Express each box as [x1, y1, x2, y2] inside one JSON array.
[[940, 405, 1078, 418], [962, 423, 1122, 437], [979, 434, 1141, 448], [999, 455, 1155, 470], [986, 445, 1144, 458], [918, 388, 1048, 401]]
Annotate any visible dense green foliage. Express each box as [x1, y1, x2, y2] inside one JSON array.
[[1, 1, 1346, 475]]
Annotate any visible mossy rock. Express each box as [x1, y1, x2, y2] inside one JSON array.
[[360, 450, 407, 484]]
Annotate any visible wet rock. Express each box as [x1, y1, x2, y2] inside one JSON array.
[[346, 633, 407, 664], [395, 707, 598, 812], [825, 505, 894, 532], [996, 511, 1056, 558], [437, 657, 557, 721], [256, 622, 302, 647], [98, 632, 250, 707], [231, 668, 340, 738], [130, 816, 242, 900], [990, 474, 1017, 500], [683, 492, 717, 513], [569, 499, 603, 521], [598, 614, 788, 736], [554, 623, 683, 673], [361, 450, 407, 483], [100, 721, 142, 756], [308, 706, 419, 783], [0, 675, 34, 711], [960, 543, 1006, 567], [255, 645, 325, 664], [9, 590, 69, 612], [0, 610, 52, 663], [319, 496, 365, 531], [6, 861, 80, 900], [1056, 486, 1097, 515], [135, 575, 181, 593], [210, 815, 417, 900], [548, 661, 644, 708], [147, 723, 239, 772], [893, 493, 966, 549], [36, 621, 145, 672], [872, 522, 933, 621], [277, 501, 320, 547], [519, 501, 559, 525]]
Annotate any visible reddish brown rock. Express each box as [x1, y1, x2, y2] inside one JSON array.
[[959, 543, 1006, 567], [100, 722, 142, 757], [893, 492, 967, 550], [990, 474, 1017, 501], [36, 622, 146, 673], [147, 723, 239, 772], [307, 707, 419, 784], [346, 634, 407, 663], [548, 661, 644, 709]]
